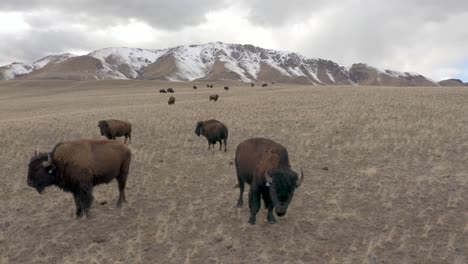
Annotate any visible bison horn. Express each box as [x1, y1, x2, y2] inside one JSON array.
[[264, 168, 273, 184], [42, 153, 52, 168], [296, 168, 304, 188]]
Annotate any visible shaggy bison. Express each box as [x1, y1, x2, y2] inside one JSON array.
[[193, 85, 197, 89], [262, 83, 268, 87], [234, 138, 304, 225], [98, 119, 132, 144], [209, 84, 214, 88], [167, 88, 174, 93], [27, 139, 132, 218], [168, 96, 175, 105], [194, 119, 228, 152], [224, 86, 229, 91], [250, 83, 255, 87], [209, 94, 219, 102], [159, 89, 167, 93]]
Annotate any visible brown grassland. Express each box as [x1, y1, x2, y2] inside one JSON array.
[[0, 80, 467, 263]]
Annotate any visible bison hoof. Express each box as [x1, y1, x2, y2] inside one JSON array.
[[268, 218, 276, 224], [248, 218, 256, 225]]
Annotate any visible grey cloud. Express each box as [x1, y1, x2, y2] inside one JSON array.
[[0, 0, 232, 30]]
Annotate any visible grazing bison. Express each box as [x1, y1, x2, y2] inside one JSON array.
[[159, 89, 167, 93], [193, 85, 197, 89], [224, 86, 229, 91], [194, 119, 228, 152], [234, 138, 304, 225], [250, 83, 255, 87], [168, 96, 175, 105], [209, 84, 214, 88], [209, 94, 219, 102], [262, 83, 268, 87], [27, 139, 132, 218], [98, 119, 132, 144], [167, 88, 174, 93]]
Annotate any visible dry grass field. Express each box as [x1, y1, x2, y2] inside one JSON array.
[[0, 80, 467, 264]]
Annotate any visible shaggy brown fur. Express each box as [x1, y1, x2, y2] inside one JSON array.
[[159, 89, 167, 93], [224, 86, 229, 91], [168, 96, 175, 105], [27, 139, 132, 218], [194, 119, 228, 152], [209, 94, 219, 102], [262, 83, 268, 87], [193, 85, 197, 89], [234, 138, 304, 225], [167, 88, 174, 93], [98, 119, 132, 144]]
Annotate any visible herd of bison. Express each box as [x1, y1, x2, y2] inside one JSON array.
[[27, 81, 303, 225]]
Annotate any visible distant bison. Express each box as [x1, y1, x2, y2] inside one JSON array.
[[209, 94, 219, 102], [168, 96, 175, 105], [262, 83, 268, 87], [207, 84, 210, 88], [194, 119, 228, 152], [159, 89, 167, 93], [98, 119, 132, 144], [209, 84, 214, 88], [224, 86, 229, 91], [193, 85, 197, 89], [27, 139, 132, 218], [167, 88, 174, 93], [234, 138, 304, 225], [250, 83, 255, 87]]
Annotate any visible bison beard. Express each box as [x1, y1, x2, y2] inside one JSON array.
[[27, 140, 131, 218], [234, 138, 304, 225]]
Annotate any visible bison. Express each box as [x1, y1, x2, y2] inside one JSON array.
[[27, 139, 132, 218], [193, 85, 197, 89], [194, 119, 228, 152], [209, 94, 219, 102], [167, 88, 174, 93], [207, 84, 210, 88], [250, 83, 255, 87], [159, 89, 167, 93], [224, 86, 229, 91], [262, 83, 268, 87], [98, 119, 132, 144], [168, 96, 175, 105], [209, 84, 214, 88], [234, 138, 304, 225]]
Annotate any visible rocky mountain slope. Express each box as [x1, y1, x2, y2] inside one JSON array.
[[0, 42, 451, 86]]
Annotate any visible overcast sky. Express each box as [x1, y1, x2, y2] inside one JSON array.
[[1, 0, 467, 81]]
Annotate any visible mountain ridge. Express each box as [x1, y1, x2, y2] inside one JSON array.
[[0, 42, 462, 86]]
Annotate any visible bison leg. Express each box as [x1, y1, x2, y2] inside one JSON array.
[[261, 190, 276, 224], [223, 138, 227, 152], [79, 186, 94, 218], [116, 175, 128, 208], [73, 193, 83, 218], [236, 176, 245, 208], [248, 189, 261, 225], [219, 140, 222, 151]]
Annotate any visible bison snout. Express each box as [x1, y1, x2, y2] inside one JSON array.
[[275, 208, 287, 217]]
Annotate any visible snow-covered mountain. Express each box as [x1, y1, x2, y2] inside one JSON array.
[[0, 42, 440, 86]]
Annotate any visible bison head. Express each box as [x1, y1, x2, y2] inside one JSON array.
[[27, 151, 57, 194], [97, 120, 109, 136], [194, 121, 203, 136], [265, 168, 304, 217]]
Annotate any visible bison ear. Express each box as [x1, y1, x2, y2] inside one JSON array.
[[296, 168, 304, 188], [264, 168, 273, 186]]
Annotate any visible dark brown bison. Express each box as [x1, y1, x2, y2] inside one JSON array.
[[234, 138, 304, 225], [27, 139, 131, 218], [250, 83, 255, 87], [209, 84, 214, 88], [159, 89, 167, 93], [262, 83, 268, 87], [98, 119, 132, 144], [168, 96, 175, 105], [193, 85, 197, 89], [224, 86, 229, 91], [209, 94, 219, 102], [167, 88, 174, 93], [194, 119, 228, 152]]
